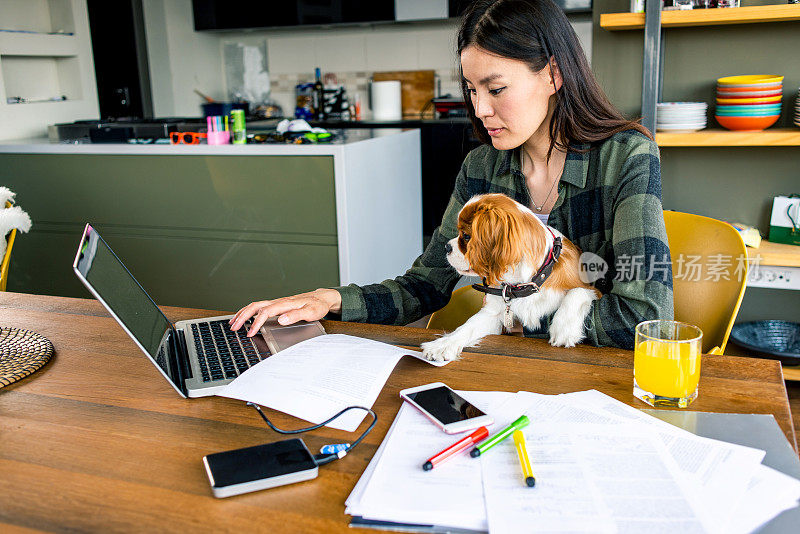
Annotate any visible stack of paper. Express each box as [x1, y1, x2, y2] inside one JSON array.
[[347, 390, 800, 533]]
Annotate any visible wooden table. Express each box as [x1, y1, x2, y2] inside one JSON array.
[[0, 292, 795, 533]]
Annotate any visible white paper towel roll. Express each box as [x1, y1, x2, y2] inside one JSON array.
[[371, 80, 402, 120]]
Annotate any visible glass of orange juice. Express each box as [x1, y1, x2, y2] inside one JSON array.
[[633, 320, 703, 408]]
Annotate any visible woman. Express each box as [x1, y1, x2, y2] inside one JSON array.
[[230, 0, 673, 350]]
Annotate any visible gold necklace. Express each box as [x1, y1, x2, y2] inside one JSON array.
[[523, 154, 560, 212]]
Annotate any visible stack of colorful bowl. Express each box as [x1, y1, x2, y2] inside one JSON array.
[[715, 75, 783, 131]]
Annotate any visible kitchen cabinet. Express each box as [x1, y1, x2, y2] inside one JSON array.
[[0, 129, 422, 311]]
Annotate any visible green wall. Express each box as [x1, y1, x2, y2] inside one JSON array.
[[592, 1, 800, 326], [1, 153, 340, 312]]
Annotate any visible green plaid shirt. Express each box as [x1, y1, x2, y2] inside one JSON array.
[[335, 129, 673, 349]]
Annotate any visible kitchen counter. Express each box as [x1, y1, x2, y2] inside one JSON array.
[[0, 128, 407, 155], [0, 128, 422, 310]]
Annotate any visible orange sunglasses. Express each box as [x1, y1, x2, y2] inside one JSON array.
[[170, 132, 207, 145]]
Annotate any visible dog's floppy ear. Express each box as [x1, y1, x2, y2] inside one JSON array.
[[465, 204, 527, 286]]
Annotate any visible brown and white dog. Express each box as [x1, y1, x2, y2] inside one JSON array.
[[421, 193, 600, 362]]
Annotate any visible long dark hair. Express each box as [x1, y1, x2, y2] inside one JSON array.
[[458, 0, 652, 157]]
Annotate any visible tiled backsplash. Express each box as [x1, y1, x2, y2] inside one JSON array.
[[252, 16, 590, 118], [270, 69, 462, 118]]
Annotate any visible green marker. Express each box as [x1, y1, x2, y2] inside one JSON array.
[[470, 415, 529, 458]]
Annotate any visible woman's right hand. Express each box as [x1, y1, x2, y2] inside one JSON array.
[[228, 288, 342, 337]]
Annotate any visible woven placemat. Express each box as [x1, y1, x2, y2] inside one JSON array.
[[0, 327, 54, 388]]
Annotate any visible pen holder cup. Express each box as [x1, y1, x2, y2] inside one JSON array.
[[207, 131, 230, 145]]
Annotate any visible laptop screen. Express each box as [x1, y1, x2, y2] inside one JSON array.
[[74, 225, 176, 383]]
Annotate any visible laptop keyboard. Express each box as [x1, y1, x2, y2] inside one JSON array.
[[191, 320, 269, 382]]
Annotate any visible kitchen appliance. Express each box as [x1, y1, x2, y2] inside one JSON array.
[[432, 96, 466, 118]]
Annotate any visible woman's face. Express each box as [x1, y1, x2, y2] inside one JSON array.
[[460, 45, 560, 151]]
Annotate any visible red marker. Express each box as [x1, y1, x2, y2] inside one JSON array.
[[422, 427, 489, 471]]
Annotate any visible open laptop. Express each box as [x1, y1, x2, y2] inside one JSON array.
[[73, 223, 325, 398]]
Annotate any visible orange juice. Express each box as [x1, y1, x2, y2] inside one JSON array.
[[634, 339, 701, 399]]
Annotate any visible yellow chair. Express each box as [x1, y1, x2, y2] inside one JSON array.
[[427, 211, 747, 356], [1, 201, 18, 291], [664, 210, 747, 355], [426, 285, 483, 331]]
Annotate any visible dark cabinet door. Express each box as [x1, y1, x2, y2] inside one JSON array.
[[192, 0, 395, 30], [420, 122, 481, 241]]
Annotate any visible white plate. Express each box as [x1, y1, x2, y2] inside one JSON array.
[[656, 127, 705, 133], [657, 120, 707, 125], [657, 107, 707, 113], [657, 110, 707, 114], [657, 124, 707, 130], [657, 113, 708, 119], [657, 118, 707, 125], [657, 114, 707, 119], [658, 123, 708, 129], [657, 107, 707, 112], [657, 101, 706, 106], [657, 108, 707, 112], [657, 116, 707, 122]]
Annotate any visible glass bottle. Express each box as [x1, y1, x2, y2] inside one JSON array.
[[313, 68, 325, 120]]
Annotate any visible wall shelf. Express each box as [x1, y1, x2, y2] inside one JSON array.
[[748, 241, 800, 268], [656, 128, 800, 147], [0, 32, 77, 57], [1, 55, 82, 103], [601, 4, 800, 31], [0, 0, 98, 140]]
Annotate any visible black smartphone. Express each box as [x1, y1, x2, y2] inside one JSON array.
[[399, 382, 493, 433], [203, 438, 318, 498]]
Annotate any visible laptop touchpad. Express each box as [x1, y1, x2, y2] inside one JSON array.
[[269, 324, 324, 352]]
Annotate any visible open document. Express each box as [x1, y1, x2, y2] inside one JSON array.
[[218, 334, 446, 432], [347, 391, 516, 531], [347, 390, 800, 533], [481, 421, 713, 533]]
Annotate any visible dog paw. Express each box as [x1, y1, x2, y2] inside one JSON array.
[[421, 337, 463, 362], [548, 320, 585, 348]]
